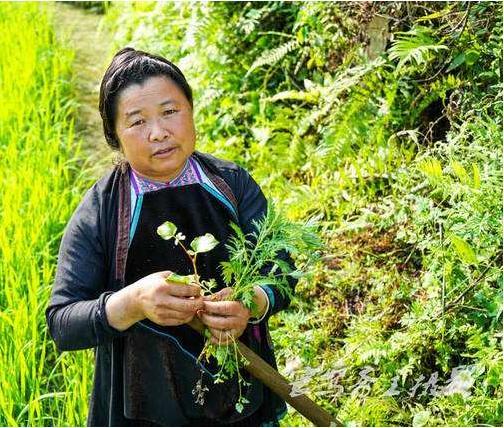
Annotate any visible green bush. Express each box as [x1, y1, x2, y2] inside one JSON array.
[[100, 2, 502, 426]]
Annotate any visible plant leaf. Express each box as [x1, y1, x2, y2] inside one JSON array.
[[446, 52, 465, 72], [451, 160, 470, 185], [472, 163, 481, 189], [464, 50, 479, 66], [166, 273, 195, 285], [450, 235, 478, 265], [412, 410, 431, 427], [191, 233, 219, 254], [157, 221, 177, 240], [289, 270, 304, 279]]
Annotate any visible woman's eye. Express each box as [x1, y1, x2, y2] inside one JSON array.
[[130, 119, 144, 127], [163, 109, 177, 116]]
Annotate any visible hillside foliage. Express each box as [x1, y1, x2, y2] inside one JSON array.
[[101, 2, 503, 426]]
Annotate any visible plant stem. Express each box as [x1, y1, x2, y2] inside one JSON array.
[[231, 333, 243, 404], [177, 240, 200, 285]]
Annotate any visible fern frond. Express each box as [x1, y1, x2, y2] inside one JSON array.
[[388, 25, 448, 71], [246, 39, 299, 77], [219, 261, 234, 284], [418, 157, 444, 182], [298, 58, 385, 136], [268, 88, 320, 104]]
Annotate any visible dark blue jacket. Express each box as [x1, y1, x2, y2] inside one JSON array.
[[45, 152, 293, 426]]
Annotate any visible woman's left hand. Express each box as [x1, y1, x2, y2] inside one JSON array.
[[198, 287, 266, 345]]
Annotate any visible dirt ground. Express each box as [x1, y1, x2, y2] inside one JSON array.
[[53, 2, 116, 177]]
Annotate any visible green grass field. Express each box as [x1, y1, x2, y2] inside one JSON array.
[[0, 3, 92, 426]]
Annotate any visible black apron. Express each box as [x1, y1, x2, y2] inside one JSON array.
[[122, 184, 263, 426]]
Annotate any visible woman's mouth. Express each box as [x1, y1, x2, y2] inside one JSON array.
[[153, 147, 177, 158]]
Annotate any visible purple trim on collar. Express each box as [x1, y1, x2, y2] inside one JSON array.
[[189, 157, 202, 183], [130, 169, 141, 196]]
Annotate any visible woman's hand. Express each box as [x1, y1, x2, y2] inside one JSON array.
[[105, 271, 203, 331], [136, 271, 204, 326], [198, 286, 268, 345]]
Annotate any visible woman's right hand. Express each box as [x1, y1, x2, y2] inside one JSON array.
[[105, 270, 203, 331], [135, 271, 204, 326]]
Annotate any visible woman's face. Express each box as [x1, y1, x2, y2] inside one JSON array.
[[114, 75, 196, 181]]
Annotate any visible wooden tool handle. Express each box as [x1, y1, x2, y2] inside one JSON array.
[[189, 319, 340, 427]]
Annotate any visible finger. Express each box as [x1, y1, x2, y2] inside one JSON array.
[[199, 312, 245, 330], [203, 300, 247, 316], [150, 310, 190, 326], [202, 292, 222, 302], [203, 287, 233, 301], [163, 310, 195, 323], [157, 319, 186, 327], [164, 283, 202, 297], [199, 313, 231, 329], [158, 270, 173, 278], [188, 316, 205, 331], [181, 314, 195, 324], [161, 296, 204, 313], [210, 335, 231, 345], [158, 317, 194, 327], [156, 270, 173, 279]]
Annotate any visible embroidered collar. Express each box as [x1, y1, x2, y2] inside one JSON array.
[[130, 157, 201, 196]]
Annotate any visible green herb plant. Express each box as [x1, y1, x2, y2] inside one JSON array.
[[157, 221, 219, 294], [156, 204, 321, 413]]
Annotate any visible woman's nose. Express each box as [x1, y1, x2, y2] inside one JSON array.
[[149, 119, 170, 142]]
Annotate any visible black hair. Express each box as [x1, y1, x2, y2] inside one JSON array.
[[99, 47, 193, 149]]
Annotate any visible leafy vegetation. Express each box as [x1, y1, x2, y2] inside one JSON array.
[[103, 2, 502, 426]]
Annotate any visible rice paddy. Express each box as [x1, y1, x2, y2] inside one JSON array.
[[0, 3, 92, 426]]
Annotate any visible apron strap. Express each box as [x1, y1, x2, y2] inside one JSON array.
[[193, 152, 238, 212], [115, 162, 131, 283]]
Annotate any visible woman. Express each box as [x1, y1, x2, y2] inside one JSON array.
[[46, 48, 295, 426]]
